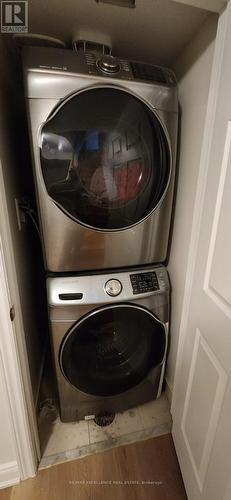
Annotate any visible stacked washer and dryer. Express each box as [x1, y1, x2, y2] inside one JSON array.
[[23, 44, 178, 422]]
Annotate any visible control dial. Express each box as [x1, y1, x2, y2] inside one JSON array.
[[105, 279, 122, 297], [97, 55, 121, 74]]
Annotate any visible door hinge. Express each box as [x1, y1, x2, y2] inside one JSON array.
[[10, 306, 15, 322]]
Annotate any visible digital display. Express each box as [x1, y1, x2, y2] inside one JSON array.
[[131, 62, 166, 83], [130, 272, 159, 294]]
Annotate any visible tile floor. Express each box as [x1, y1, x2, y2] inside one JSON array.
[[39, 393, 172, 469]]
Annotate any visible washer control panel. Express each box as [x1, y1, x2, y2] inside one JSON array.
[[105, 279, 123, 297], [47, 267, 169, 306], [130, 272, 159, 295]]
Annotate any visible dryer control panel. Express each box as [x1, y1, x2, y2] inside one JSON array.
[[23, 46, 177, 92], [85, 52, 176, 85]]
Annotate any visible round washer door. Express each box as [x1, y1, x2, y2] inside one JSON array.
[[40, 87, 171, 230], [59, 304, 166, 397]]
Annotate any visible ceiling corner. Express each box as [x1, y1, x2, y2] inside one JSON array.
[[170, 0, 227, 13]]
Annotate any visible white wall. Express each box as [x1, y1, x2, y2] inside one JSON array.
[[166, 15, 217, 393], [27, 0, 209, 66]]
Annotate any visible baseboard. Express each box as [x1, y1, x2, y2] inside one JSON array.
[[0, 461, 20, 489]]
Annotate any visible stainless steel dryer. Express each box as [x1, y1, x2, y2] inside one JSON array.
[[23, 46, 178, 273], [47, 266, 169, 422]]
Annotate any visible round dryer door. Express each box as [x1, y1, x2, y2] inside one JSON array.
[[40, 87, 171, 230], [59, 304, 166, 397]]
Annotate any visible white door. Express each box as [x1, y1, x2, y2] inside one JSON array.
[[172, 2, 231, 499]]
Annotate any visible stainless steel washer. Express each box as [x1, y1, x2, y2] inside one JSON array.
[[47, 266, 170, 422], [23, 46, 178, 273]]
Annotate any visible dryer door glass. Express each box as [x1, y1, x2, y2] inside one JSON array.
[[40, 88, 170, 230], [60, 304, 166, 397]]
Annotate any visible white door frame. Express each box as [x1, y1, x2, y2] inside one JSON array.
[[171, 6, 228, 412], [0, 161, 40, 483], [171, 3, 231, 497]]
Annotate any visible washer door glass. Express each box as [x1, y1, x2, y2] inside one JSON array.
[[40, 88, 170, 230], [60, 304, 166, 397]]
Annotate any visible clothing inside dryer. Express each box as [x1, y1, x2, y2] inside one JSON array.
[[40, 88, 170, 230]]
